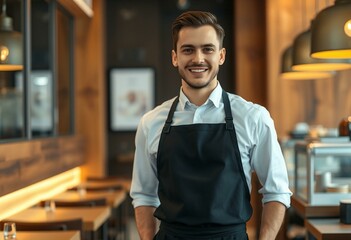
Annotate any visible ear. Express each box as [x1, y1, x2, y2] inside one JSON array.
[[219, 48, 226, 65], [172, 50, 178, 67]]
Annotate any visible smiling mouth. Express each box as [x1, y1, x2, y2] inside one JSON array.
[[188, 67, 208, 73]]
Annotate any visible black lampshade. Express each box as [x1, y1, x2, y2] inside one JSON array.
[[292, 27, 351, 71], [281, 46, 333, 80], [311, 0, 351, 59]]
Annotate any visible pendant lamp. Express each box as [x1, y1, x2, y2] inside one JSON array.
[[311, 0, 351, 59], [281, 46, 333, 80], [0, 0, 22, 71], [292, 24, 351, 71]]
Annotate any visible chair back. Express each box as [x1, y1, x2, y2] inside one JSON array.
[[87, 176, 119, 181], [69, 185, 123, 191], [0, 218, 83, 232], [41, 198, 107, 207]]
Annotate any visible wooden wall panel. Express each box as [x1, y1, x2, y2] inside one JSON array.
[[235, 1, 267, 239], [235, 0, 267, 106], [56, 9, 72, 135], [0, 136, 84, 196], [74, 0, 107, 179]]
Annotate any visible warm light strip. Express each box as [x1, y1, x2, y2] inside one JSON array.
[[0, 167, 81, 221], [73, 0, 94, 17]]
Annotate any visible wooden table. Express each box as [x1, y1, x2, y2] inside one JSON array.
[[7, 207, 110, 240], [0, 230, 80, 240], [51, 189, 126, 208], [7, 207, 110, 232], [52, 189, 128, 240], [82, 180, 131, 240], [291, 196, 340, 218], [305, 218, 351, 240]]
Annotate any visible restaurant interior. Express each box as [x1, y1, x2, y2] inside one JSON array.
[[0, 0, 351, 239]]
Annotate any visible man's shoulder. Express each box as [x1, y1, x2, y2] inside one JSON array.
[[226, 92, 266, 114], [140, 97, 177, 126]]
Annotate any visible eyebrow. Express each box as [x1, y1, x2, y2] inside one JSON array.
[[180, 43, 217, 49]]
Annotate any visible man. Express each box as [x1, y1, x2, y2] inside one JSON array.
[[130, 11, 292, 240]]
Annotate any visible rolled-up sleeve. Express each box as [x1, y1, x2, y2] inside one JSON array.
[[130, 118, 160, 208], [251, 109, 292, 208]]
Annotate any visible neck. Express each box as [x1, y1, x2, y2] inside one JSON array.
[[181, 80, 218, 106]]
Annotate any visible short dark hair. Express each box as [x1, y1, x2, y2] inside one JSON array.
[[172, 11, 225, 51]]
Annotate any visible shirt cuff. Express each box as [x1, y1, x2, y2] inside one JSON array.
[[131, 196, 160, 208], [262, 193, 292, 208]]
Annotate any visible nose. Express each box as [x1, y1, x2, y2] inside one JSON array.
[[192, 50, 205, 64]]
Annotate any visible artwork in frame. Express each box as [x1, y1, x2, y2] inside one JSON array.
[[109, 68, 155, 131]]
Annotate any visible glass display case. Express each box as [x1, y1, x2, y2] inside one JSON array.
[[294, 141, 351, 206]]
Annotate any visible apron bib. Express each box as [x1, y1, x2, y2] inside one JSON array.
[[154, 90, 252, 239]]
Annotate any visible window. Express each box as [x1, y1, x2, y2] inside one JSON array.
[[0, 0, 74, 141], [30, 0, 53, 137], [0, 0, 24, 140]]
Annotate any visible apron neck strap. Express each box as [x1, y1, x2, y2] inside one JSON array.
[[222, 90, 234, 130], [163, 96, 179, 134]]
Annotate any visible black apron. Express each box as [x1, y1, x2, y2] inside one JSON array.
[[154, 90, 252, 240]]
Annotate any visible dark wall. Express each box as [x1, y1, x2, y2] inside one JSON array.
[[106, 0, 234, 177]]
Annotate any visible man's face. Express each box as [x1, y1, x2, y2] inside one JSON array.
[[172, 25, 226, 89]]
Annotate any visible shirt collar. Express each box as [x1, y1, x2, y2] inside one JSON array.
[[178, 82, 223, 110]]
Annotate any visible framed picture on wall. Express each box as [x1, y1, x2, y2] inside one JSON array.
[[109, 67, 155, 131]]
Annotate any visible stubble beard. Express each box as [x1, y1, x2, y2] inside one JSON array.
[[179, 67, 219, 89]]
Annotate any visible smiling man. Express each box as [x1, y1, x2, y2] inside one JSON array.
[[130, 11, 292, 240]]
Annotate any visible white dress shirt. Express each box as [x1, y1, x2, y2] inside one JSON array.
[[130, 82, 292, 209]]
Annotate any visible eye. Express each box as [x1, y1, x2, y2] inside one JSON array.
[[203, 47, 215, 53], [182, 48, 193, 54]]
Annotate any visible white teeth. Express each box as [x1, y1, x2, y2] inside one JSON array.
[[190, 69, 206, 72]]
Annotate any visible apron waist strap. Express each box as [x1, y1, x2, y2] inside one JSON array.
[[160, 221, 246, 238]]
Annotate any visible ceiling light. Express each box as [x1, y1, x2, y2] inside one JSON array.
[[281, 46, 333, 80], [311, 0, 351, 59], [292, 26, 351, 71]]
